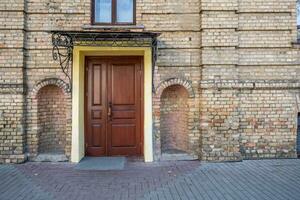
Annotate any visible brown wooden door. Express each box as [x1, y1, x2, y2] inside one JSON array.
[[85, 57, 143, 157], [85, 58, 107, 156]]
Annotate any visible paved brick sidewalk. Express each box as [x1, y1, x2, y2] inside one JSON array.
[[0, 159, 300, 200], [143, 159, 300, 200], [0, 165, 53, 200], [4, 160, 199, 200]]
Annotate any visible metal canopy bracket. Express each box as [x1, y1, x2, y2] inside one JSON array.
[[51, 31, 160, 92]]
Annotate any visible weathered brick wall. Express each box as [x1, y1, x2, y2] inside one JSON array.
[[199, 87, 241, 161], [0, 0, 300, 163], [0, 94, 26, 163], [199, 0, 300, 161], [147, 0, 202, 160], [23, 0, 74, 161], [0, 0, 26, 163], [0, 0, 202, 162], [236, 0, 298, 160], [239, 89, 297, 159], [200, 0, 240, 161]]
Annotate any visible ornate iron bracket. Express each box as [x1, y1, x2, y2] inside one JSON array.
[[151, 38, 158, 92], [51, 31, 160, 93], [52, 32, 73, 92]]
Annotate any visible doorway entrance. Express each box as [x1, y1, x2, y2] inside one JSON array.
[[85, 56, 143, 157]]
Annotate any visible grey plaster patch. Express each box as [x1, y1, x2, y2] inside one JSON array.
[[34, 154, 68, 162], [160, 152, 198, 161]]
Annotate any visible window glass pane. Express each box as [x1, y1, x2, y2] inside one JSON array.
[[117, 0, 133, 23], [95, 0, 112, 23]]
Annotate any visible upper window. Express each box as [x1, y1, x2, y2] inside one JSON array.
[[92, 0, 135, 25]]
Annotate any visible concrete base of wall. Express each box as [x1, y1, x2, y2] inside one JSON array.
[[34, 154, 68, 162], [160, 152, 198, 161]]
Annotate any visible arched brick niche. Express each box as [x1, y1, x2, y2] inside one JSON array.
[[37, 85, 67, 154], [155, 78, 194, 99], [154, 78, 198, 160], [160, 85, 189, 153], [27, 78, 71, 161]]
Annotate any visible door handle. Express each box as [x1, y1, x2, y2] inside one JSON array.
[[108, 102, 112, 120]]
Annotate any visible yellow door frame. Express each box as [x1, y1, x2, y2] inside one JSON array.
[[71, 46, 153, 162]]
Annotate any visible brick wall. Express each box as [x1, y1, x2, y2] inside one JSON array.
[[198, 0, 300, 161], [0, 0, 300, 163], [0, 0, 26, 163], [0, 94, 25, 163], [239, 89, 297, 159]]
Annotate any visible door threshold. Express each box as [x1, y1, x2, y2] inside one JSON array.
[[126, 156, 144, 162], [75, 156, 126, 170]]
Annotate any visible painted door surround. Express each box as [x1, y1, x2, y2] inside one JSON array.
[[71, 47, 153, 163]]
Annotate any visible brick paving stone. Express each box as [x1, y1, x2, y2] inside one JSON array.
[[13, 161, 199, 200], [143, 159, 300, 200], [1, 160, 300, 200], [0, 165, 53, 200]]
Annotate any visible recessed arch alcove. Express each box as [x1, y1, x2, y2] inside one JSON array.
[[37, 85, 67, 155], [153, 78, 198, 161], [160, 85, 189, 154], [28, 78, 71, 162]]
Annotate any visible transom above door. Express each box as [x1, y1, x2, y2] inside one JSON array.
[[85, 56, 143, 157]]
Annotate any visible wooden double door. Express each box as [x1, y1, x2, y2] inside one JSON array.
[[85, 56, 143, 157]]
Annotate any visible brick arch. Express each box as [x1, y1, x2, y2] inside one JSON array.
[[27, 78, 72, 161], [155, 78, 195, 98], [153, 78, 198, 160], [37, 85, 67, 155], [160, 85, 189, 154], [31, 78, 70, 97]]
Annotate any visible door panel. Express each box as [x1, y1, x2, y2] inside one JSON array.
[[85, 59, 107, 156], [107, 58, 142, 156], [112, 110, 135, 119], [111, 124, 136, 147], [111, 65, 136, 105], [91, 124, 102, 146], [92, 66, 102, 105], [85, 57, 143, 157]]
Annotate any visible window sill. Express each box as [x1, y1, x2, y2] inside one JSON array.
[[82, 24, 145, 30]]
